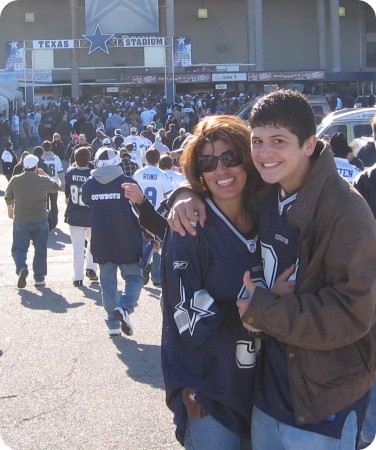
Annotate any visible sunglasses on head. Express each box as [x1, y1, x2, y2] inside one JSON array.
[[197, 149, 243, 173]]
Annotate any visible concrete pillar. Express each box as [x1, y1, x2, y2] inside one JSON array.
[[329, 0, 341, 71], [316, 0, 326, 69], [254, 0, 263, 71], [247, 0, 256, 66], [70, 0, 80, 99], [165, 0, 175, 103]]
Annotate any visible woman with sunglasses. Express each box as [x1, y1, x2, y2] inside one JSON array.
[[122, 115, 293, 449], [161, 115, 295, 450]]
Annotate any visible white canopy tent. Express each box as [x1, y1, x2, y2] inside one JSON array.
[[0, 86, 23, 115], [0, 86, 15, 101]]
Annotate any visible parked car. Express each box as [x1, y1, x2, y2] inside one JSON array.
[[235, 94, 330, 124], [316, 107, 375, 153], [306, 95, 331, 124], [354, 95, 376, 108], [234, 96, 263, 123]]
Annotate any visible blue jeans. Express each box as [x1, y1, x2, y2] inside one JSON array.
[[184, 414, 250, 450], [47, 192, 58, 231], [251, 406, 357, 450], [99, 262, 143, 329], [10, 132, 20, 152], [361, 382, 376, 444], [12, 218, 49, 282]]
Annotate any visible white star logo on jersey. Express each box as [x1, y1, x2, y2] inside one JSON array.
[[174, 282, 215, 336], [173, 261, 188, 270]]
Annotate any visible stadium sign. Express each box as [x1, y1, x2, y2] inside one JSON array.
[[123, 36, 165, 47], [32, 40, 74, 49]]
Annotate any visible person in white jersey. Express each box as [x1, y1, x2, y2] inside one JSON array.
[[133, 148, 172, 286], [42, 140, 64, 231], [123, 127, 147, 165]]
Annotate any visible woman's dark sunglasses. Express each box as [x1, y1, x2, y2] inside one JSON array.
[[197, 149, 243, 173]]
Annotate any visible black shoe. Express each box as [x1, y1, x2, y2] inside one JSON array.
[[143, 265, 151, 286], [17, 268, 28, 289], [113, 307, 134, 336], [358, 438, 372, 450], [73, 280, 83, 287], [86, 269, 98, 281]]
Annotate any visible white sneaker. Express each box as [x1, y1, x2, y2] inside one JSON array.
[[113, 307, 134, 336], [108, 328, 121, 337]]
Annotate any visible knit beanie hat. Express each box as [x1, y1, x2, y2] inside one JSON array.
[[329, 132, 352, 158], [95, 147, 121, 168]]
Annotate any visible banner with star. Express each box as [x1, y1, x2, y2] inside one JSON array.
[[174, 37, 192, 68], [85, 0, 159, 34], [5, 41, 24, 71]]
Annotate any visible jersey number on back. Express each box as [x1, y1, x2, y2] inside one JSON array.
[[70, 184, 85, 206]]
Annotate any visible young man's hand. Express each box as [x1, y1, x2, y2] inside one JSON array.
[[237, 271, 255, 331], [167, 191, 207, 237], [272, 264, 296, 295]]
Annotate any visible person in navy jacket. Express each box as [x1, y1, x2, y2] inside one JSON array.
[[82, 146, 143, 337], [64, 146, 98, 287]]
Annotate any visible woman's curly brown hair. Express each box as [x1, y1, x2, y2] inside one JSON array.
[[180, 115, 269, 229]]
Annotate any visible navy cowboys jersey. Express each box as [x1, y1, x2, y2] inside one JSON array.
[[254, 184, 367, 439], [64, 167, 92, 227], [161, 198, 264, 445]]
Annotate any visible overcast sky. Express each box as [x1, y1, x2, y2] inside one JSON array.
[[0, 0, 12, 16]]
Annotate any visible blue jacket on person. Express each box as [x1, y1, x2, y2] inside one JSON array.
[[81, 165, 143, 265]]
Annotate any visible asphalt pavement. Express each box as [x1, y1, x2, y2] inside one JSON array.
[[0, 173, 181, 450]]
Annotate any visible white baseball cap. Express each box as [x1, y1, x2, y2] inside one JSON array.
[[23, 155, 39, 169]]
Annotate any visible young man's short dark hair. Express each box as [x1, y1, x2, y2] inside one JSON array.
[[74, 147, 91, 167], [158, 153, 173, 170], [145, 148, 160, 165], [250, 90, 316, 146], [42, 140, 52, 152], [33, 146, 44, 158]]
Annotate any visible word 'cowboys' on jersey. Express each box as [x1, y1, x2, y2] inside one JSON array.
[[89, 192, 121, 201]]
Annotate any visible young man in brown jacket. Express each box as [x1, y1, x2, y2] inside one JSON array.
[[169, 91, 376, 450]]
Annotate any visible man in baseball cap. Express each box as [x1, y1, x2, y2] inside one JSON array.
[[4, 151, 60, 288]]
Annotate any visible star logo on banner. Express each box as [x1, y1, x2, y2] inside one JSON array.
[[82, 22, 114, 55], [9, 41, 19, 51]]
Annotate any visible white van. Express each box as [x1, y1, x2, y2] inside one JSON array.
[[316, 108, 375, 150], [235, 94, 329, 124]]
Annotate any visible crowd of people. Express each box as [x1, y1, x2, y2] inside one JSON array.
[[2, 89, 376, 450], [0, 90, 254, 156]]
